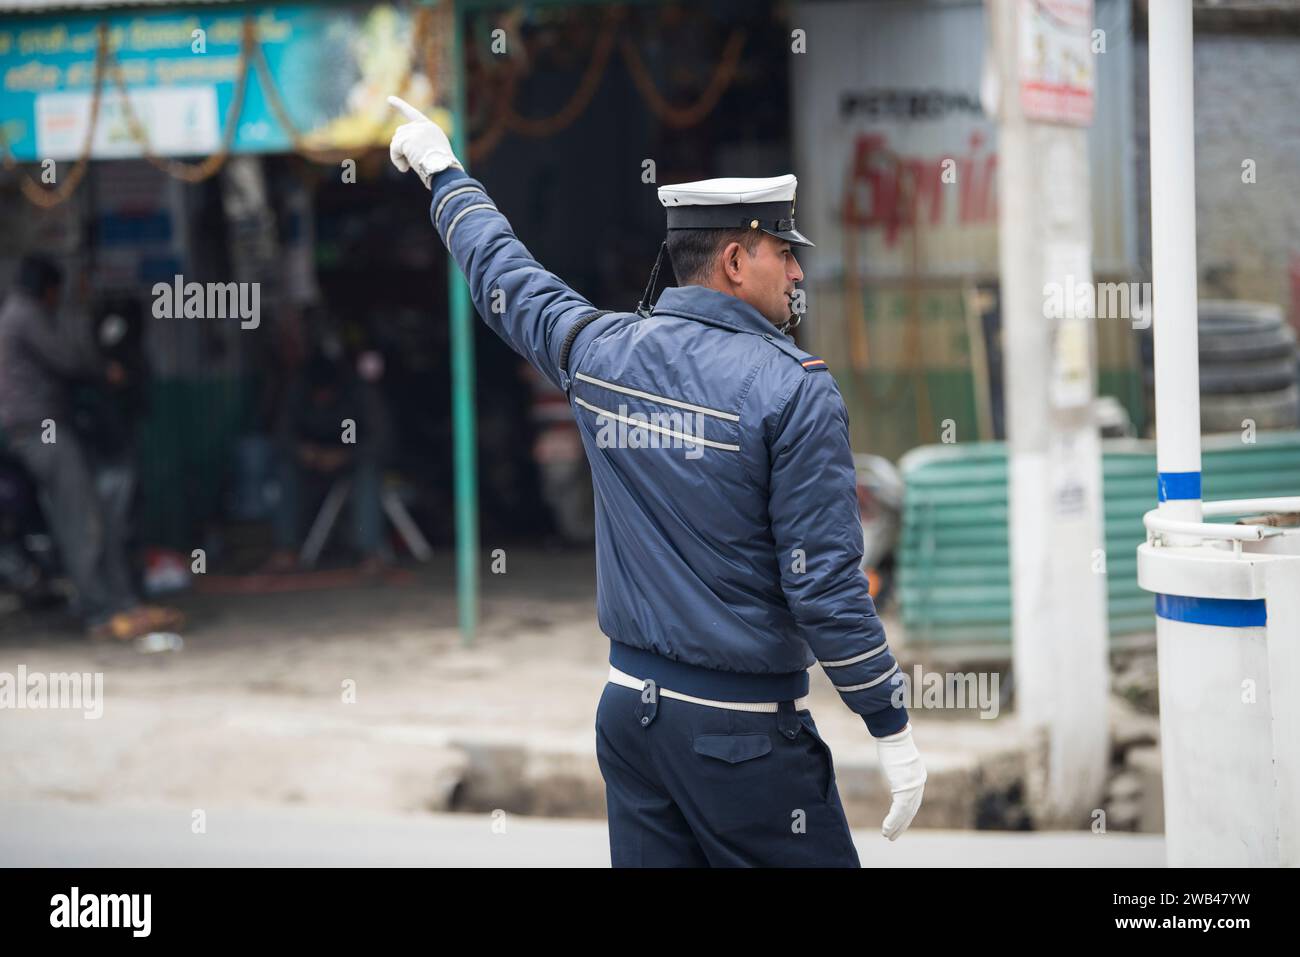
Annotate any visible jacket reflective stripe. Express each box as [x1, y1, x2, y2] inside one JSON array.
[[435, 184, 485, 226], [574, 396, 740, 451], [574, 372, 740, 421], [833, 662, 899, 693], [820, 643, 889, 668], [446, 203, 497, 242]]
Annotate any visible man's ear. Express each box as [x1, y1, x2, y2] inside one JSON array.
[[721, 241, 745, 283]]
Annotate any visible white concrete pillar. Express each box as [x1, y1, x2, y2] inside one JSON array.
[[989, 0, 1110, 826]]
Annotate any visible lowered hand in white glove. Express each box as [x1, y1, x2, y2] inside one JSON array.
[[876, 724, 927, 840], [387, 95, 462, 189]]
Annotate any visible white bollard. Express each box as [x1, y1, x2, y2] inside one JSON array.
[[1138, 509, 1300, 866], [1142, 0, 1300, 867]]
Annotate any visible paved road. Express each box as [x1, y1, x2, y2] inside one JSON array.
[[0, 801, 1165, 867]]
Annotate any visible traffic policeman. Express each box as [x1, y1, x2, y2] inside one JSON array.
[[389, 96, 926, 867]]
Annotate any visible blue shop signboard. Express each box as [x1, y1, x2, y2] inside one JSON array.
[[0, 1, 452, 162]]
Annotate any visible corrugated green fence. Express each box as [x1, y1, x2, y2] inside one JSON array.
[[897, 432, 1300, 646]]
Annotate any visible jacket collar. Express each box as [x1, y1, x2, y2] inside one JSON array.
[[651, 285, 780, 338]]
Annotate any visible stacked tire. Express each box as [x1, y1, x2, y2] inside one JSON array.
[[1140, 300, 1299, 434], [1198, 301, 1298, 433]]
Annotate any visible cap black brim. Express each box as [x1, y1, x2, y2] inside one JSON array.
[[766, 226, 815, 248]]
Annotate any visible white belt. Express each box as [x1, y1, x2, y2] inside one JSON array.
[[607, 665, 810, 713]]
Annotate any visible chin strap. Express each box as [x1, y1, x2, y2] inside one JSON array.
[[778, 289, 804, 335], [636, 241, 669, 318], [777, 312, 802, 336]]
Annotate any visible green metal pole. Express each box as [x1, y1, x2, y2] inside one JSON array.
[[447, 0, 478, 644]]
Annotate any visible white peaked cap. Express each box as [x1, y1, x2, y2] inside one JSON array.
[[656, 173, 812, 247], [658, 174, 798, 207]]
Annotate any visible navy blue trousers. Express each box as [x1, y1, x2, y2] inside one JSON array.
[[595, 682, 861, 867]]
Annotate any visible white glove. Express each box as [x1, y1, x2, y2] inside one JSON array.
[[876, 724, 926, 840], [387, 95, 463, 189]]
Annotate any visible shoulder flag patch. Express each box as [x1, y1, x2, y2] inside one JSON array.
[[762, 333, 830, 372]]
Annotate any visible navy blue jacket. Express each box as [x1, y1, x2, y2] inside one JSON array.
[[430, 168, 908, 737]]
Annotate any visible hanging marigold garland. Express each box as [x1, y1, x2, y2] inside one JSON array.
[[0, 6, 748, 206], [0, 22, 109, 208]]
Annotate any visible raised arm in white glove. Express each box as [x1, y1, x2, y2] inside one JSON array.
[[387, 95, 463, 189], [876, 724, 927, 840]]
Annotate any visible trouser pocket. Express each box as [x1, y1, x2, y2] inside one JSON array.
[[796, 713, 837, 804], [693, 732, 773, 763]]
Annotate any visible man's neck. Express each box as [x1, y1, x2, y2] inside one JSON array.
[[690, 280, 777, 330]]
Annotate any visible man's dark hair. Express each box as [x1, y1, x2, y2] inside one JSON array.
[[16, 254, 63, 299], [665, 228, 763, 285]]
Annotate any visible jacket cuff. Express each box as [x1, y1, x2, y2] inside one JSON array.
[[429, 166, 470, 196], [863, 704, 910, 738]]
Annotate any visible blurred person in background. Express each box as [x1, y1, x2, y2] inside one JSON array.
[[263, 335, 393, 574], [521, 360, 595, 545], [0, 254, 183, 640]]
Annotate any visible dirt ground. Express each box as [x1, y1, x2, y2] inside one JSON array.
[[0, 548, 1034, 829], [2, 549, 603, 808]]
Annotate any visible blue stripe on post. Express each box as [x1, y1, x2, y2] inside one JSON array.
[[1155, 594, 1267, 628], [1157, 471, 1202, 502]]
